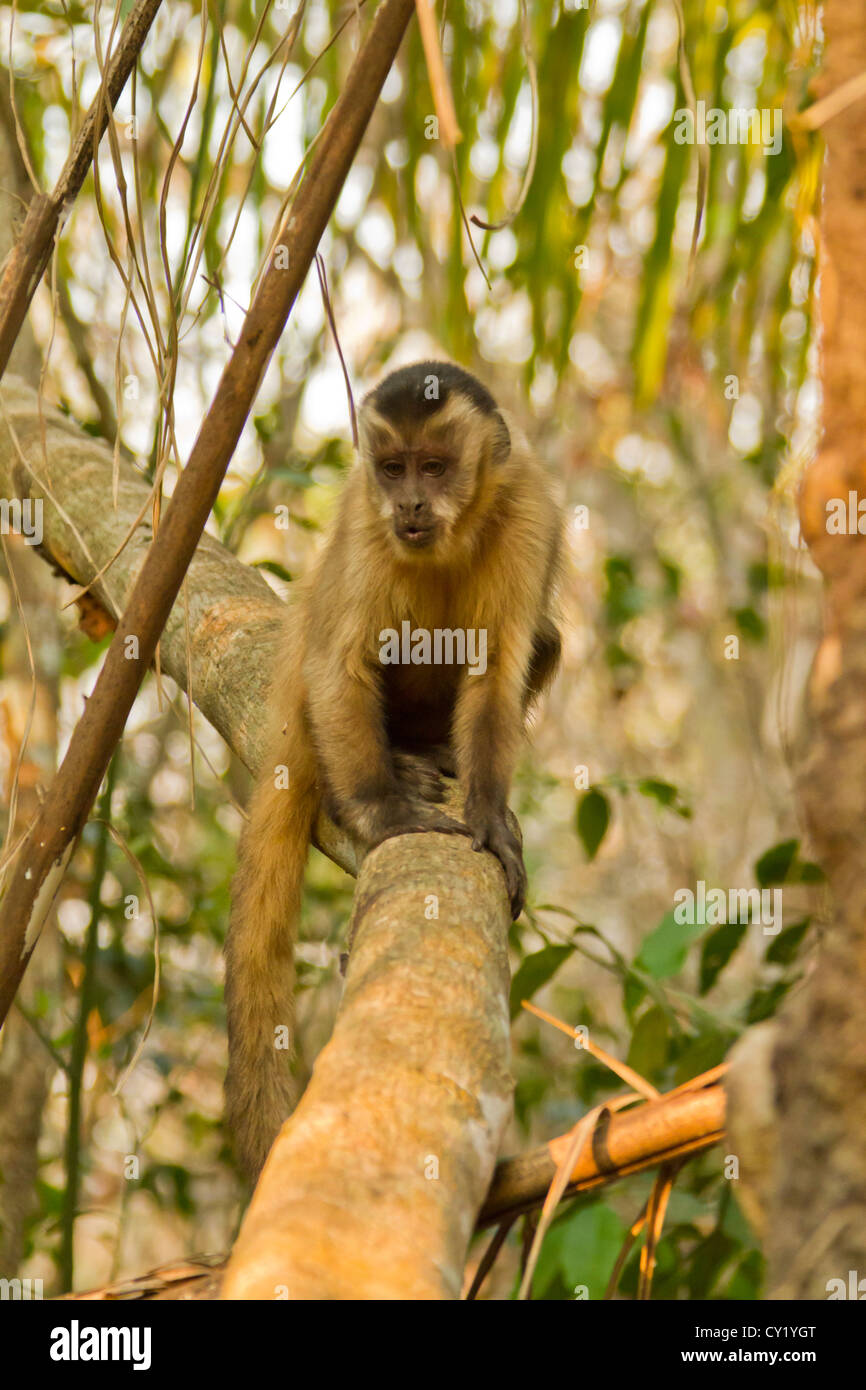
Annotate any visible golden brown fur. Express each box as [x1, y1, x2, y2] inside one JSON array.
[[225, 361, 562, 1178]]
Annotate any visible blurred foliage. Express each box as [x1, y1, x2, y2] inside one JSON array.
[[0, 0, 824, 1299]]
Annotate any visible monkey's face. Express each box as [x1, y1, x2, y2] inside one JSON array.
[[372, 449, 460, 551], [359, 374, 510, 559], [359, 406, 478, 557]]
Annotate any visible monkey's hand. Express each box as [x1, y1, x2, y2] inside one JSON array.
[[464, 800, 527, 920]]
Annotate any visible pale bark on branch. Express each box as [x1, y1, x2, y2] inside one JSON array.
[[0, 374, 359, 874], [223, 834, 514, 1300]]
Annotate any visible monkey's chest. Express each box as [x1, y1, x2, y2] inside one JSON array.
[[381, 659, 462, 747]]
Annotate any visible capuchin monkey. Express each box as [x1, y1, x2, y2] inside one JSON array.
[[225, 360, 562, 1178]]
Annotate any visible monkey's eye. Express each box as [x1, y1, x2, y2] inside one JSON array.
[[422, 458, 447, 477], [380, 459, 405, 479]]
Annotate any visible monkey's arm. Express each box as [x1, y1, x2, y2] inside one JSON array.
[[452, 617, 536, 918]]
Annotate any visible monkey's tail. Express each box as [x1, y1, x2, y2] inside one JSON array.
[[224, 716, 319, 1180]]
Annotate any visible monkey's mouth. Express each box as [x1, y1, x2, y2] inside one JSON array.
[[396, 525, 436, 548]]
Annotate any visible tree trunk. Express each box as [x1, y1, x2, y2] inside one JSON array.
[[774, 0, 866, 1297]]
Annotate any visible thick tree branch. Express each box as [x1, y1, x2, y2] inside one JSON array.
[[0, 375, 360, 875], [0, 0, 416, 1026], [222, 833, 514, 1299]]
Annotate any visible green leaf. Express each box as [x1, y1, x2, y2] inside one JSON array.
[[725, 1249, 764, 1300], [688, 1227, 740, 1300], [699, 920, 748, 994], [754, 839, 799, 886], [637, 778, 677, 805], [732, 605, 766, 642], [626, 1005, 669, 1080], [745, 979, 792, 1025], [532, 1201, 627, 1300], [510, 943, 574, 1019], [637, 778, 692, 819], [765, 917, 810, 966], [634, 910, 693, 981], [575, 788, 610, 860], [671, 1030, 731, 1088]]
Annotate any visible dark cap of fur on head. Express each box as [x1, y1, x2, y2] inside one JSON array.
[[366, 360, 501, 425]]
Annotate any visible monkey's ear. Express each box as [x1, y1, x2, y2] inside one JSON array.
[[490, 411, 511, 466]]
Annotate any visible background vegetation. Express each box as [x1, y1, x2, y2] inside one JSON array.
[[0, 0, 823, 1297]]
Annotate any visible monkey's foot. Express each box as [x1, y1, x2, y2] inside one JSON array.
[[392, 750, 448, 804]]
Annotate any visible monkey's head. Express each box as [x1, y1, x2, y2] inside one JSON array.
[[358, 361, 511, 559]]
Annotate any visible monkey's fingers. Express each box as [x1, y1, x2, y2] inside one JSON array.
[[371, 812, 473, 847], [497, 848, 527, 920], [467, 818, 527, 919], [424, 813, 474, 837]]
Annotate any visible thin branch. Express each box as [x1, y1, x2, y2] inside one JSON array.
[[470, 0, 538, 232], [637, 1161, 680, 1299], [522, 999, 660, 1100], [58, 760, 118, 1291], [54, 275, 119, 443], [479, 1075, 725, 1227], [605, 1205, 648, 1299], [465, 1217, 515, 1300], [451, 147, 491, 291], [0, 0, 165, 378], [792, 69, 866, 130], [517, 1096, 637, 1300], [315, 253, 358, 448], [102, 821, 161, 1095], [415, 0, 461, 149]]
